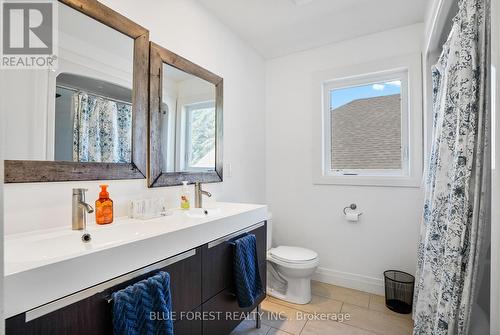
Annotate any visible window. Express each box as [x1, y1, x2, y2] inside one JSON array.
[[325, 72, 409, 177], [312, 54, 423, 187], [181, 101, 216, 171]]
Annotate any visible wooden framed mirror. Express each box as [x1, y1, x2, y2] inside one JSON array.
[[148, 42, 223, 187], [4, 0, 149, 183]]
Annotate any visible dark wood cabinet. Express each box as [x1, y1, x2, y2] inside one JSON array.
[[202, 222, 267, 302], [173, 307, 202, 335], [6, 248, 202, 335], [201, 222, 267, 335], [202, 289, 255, 335], [167, 248, 202, 315], [201, 236, 234, 302], [6, 293, 112, 335], [6, 222, 267, 335], [201, 263, 266, 335]]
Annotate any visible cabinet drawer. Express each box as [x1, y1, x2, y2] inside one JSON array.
[[202, 288, 262, 335], [105, 248, 201, 314], [202, 222, 267, 302], [6, 248, 202, 335], [106, 246, 202, 315], [164, 247, 202, 314], [173, 307, 202, 335], [6, 294, 112, 335]]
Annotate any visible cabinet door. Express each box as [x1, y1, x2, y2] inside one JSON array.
[[6, 248, 202, 335], [201, 221, 267, 302]]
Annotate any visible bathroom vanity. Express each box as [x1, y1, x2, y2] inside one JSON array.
[[5, 203, 267, 335]]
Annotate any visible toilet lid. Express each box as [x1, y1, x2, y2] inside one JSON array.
[[269, 246, 318, 263]]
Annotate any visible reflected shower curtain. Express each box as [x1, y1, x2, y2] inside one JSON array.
[[72, 92, 132, 163], [413, 0, 490, 334]]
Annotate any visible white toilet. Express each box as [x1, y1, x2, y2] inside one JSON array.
[[266, 217, 319, 305]]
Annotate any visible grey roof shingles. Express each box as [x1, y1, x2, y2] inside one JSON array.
[[330, 94, 402, 170]]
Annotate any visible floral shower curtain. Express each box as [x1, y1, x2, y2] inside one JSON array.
[[413, 0, 490, 334], [72, 92, 132, 163]]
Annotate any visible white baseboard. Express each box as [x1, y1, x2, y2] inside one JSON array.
[[312, 267, 385, 296]]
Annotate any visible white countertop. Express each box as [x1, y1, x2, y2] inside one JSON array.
[[4, 202, 267, 318]]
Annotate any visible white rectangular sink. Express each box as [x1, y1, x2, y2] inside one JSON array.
[[5, 204, 246, 275], [4, 202, 268, 318]]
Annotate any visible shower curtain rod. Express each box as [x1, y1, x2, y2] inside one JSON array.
[[56, 84, 132, 106]]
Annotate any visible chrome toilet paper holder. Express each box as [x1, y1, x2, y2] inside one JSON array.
[[343, 203, 363, 216]]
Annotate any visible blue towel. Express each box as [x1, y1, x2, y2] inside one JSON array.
[[232, 234, 263, 308], [111, 271, 174, 335]]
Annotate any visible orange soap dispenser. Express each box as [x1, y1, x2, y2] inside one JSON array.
[[95, 184, 113, 224]]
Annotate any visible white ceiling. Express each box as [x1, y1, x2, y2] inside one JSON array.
[[197, 0, 430, 59]]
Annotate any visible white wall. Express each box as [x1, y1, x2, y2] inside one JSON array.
[[0, 64, 5, 334], [265, 24, 425, 294], [3, 0, 266, 235]]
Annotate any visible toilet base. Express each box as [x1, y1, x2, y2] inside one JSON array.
[[267, 277, 312, 305]]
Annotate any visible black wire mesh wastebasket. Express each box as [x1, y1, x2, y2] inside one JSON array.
[[383, 270, 415, 314]]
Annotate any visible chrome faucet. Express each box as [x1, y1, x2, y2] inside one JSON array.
[[72, 188, 94, 230], [194, 182, 212, 208]]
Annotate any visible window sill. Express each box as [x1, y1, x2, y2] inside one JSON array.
[[312, 175, 422, 188]]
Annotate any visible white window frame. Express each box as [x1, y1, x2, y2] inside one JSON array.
[[312, 53, 423, 187], [324, 70, 409, 177], [178, 100, 216, 172]]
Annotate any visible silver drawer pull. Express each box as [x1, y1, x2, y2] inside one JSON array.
[[208, 222, 265, 249], [25, 249, 196, 322]]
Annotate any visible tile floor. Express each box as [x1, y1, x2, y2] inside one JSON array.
[[230, 281, 413, 335]]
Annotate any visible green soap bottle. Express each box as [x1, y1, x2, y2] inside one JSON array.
[[180, 181, 190, 210]]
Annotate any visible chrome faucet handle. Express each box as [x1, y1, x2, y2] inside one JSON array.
[[72, 188, 93, 231], [194, 182, 212, 208], [73, 188, 93, 213]]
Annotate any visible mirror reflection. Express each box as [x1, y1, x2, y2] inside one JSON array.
[[3, 2, 134, 163], [55, 73, 132, 163], [161, 63, 216, 172]]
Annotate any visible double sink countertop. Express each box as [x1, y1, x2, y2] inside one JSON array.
[[4, 202, 268, 318]]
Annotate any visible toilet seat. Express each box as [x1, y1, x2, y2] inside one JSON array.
[[267, 246, 319, 269], [269, 246, 318, 263]]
